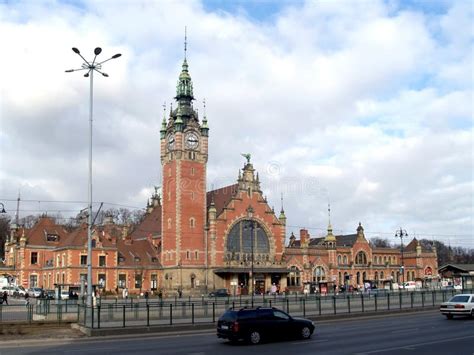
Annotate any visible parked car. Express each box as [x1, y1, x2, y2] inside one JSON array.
[[217, 307, 315, 344], [209, 289, 230, 297], [44, 290, 55, 299], [57, 289, 70, 300], [28, 287, 43, 298], [15, 286, 27, 297], [2, 285, 26, 297], [440, 294, 474, 319]]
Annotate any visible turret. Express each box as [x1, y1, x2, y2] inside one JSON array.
[[324, 204, 336, 248], [238, 155, 261, 194]]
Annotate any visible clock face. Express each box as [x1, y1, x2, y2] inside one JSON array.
[[167, 134, 175, 150], [185, 132, 199, 149]]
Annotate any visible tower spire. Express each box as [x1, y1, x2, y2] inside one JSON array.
[[160, 101, 167, 138], [184, 26, 187, 60], [328, 203, 331, 225], [15, 190, 20, 226], [324, 203, 336, 245]]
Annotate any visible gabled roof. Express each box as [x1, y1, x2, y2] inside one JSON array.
[[23, 217, 69, 247], [207, 184, 238, 217], [117, 238, 161, 268], [404, 238, 419, 252], [130, 204, 162, 240], [439, 264, 474, 272], [335, 234, 358, 247], [309, 237, 325, 246], [58, 224, 119, 248], [403, 238, 433, 252]]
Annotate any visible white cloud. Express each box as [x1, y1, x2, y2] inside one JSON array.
[[0, 0, 471, 247]]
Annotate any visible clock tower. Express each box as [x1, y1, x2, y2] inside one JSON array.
[[160, 51, 209, 292]]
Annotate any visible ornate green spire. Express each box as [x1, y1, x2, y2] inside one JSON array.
[[176, 28, 194, 100], [160, 102, 167, 138], [201, 98, 209, 136], [176, 59, 194, 99]]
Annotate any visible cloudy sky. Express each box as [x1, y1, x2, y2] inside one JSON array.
[[0, 0, 472, 248]]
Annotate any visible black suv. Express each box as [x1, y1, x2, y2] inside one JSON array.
[[217, 307, 315, 344]]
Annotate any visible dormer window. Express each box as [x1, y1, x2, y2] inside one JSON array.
[[151, 257, 158, 262], [118, 254, 125, 263], [46, 234, 59, 242], [134, 256, 140, 262]]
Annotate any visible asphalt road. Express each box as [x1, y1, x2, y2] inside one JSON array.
[[1, 310, 473, 355]]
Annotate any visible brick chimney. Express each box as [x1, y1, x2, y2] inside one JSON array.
[[300, 229, 309, 247]]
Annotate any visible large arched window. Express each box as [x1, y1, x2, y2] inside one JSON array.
[[343, 255, 348, 264], [226, 220, 270, 262], [337, 255, 342, 264], [355, 251, 367, 265], [313, 266, 326, 283], [287, 266, 301, 287]]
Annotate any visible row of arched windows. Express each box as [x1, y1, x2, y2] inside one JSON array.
[[287, 266, 328, 287], [287, 267, 418, 287], [337, 255, 349, 264], [337, 252, 398, 266], [373, 255, 397, 265]]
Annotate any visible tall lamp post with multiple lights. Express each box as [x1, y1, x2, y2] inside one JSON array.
[[246, 205, 255, 306], [395, 227, 408, 288], [66, 47, 121, 306]]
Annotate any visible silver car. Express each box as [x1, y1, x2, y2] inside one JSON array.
[[28, 287, 43, 298]]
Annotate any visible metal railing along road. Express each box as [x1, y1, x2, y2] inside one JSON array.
[[0, 288, 471, 327], [76, 288, 473, 329]]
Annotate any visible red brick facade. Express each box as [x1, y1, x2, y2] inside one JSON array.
[[285, 224, 439, 293]]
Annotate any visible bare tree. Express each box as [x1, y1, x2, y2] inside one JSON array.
[[370, 237, 392, 248]]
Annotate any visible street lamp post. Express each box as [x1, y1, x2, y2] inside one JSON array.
[[66, 47, 121, 306], [395, 227, 408, 289], [246, 205, 255, 306]]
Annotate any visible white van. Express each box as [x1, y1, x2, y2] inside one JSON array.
[[401, 281, 416, 290]]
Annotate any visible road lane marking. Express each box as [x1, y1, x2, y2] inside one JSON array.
[[389, 327, 419, 334], [291, 339, 329, 345], [354, 334, 474, 354]]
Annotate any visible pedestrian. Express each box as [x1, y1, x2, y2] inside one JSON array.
[[158, 289, 163, 301], [24, 292, 30, 307], [178, 288, 182, 298], [2, 291, 8, 305], [122, 287, 128, 300], [144, 291, 149, 301]]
